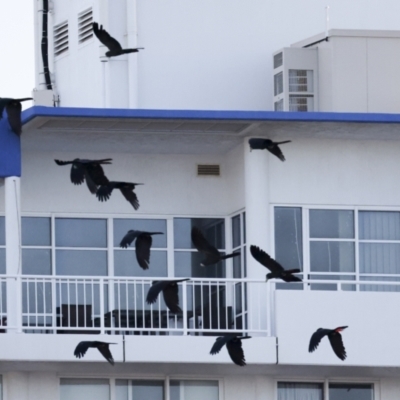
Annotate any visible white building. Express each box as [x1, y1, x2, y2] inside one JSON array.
[[1, 1, 400, 400]]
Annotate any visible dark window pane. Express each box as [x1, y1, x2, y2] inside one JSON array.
[[0, 217, 4, 245], [114, 250, 167, 277], [174, 251, 225, 278], [243, 212, 246, 243], [56, 250, 107, 275], [0, 248, 5, 274], [310, 210, 354, 239], [22, 249, 51, 275], [174, 218, 225, 249], [56, 218, 107, 248], [115, 380, 164, 400], [360, 243, 400, 274], [278, 382, 323, 400], [113, 219, 167, 248], [310, 241, 355, 272], [275, 207, 303, 270], [359, 211, 400, 240], [22, 217, 51, 246], [329, 383, 373, 400], [233, 251, 242, 278], [232, 215, 241, 248]]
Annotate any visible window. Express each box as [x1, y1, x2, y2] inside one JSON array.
[[60, 379, 109, 400], [170, 380, 219, 400], [274, 207, 400, 291], [274, 72, 283, 96], [278, 382, 374, 400], [116, 380, 164, 400], [278, 382, 323, 400], [54, 21, 69, 57], [329, 383, 373, 400]]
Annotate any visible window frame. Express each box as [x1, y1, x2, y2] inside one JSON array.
[[275, 379, 378, 400], [272, 204, 400, 288], [58, 376, 223, 400]]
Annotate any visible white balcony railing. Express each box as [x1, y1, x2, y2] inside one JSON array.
[[0, 276, 399, 335]]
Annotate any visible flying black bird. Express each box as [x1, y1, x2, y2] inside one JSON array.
[[0, 97, 32, 135], [248, 138, 291, 161], [146, 279, 190, 314], [74, 341, 116, 365], [93, 22, 144, 57], [210, 335, 251, 366], [309, 326, 348, 361], [54, 158, 111, 194], [120, 230, 163, 270], [250, 245, 302, 282], [96, 181, 142, 210], [191, 227, 240, 267]]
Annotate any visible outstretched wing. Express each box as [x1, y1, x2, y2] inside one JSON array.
[[191, 227, 220, 266], [119, 230, 139, 248], [5, 101, 22, 135], [74, 341, 91, 359], [135, 234, 152, 270], [250, 245, 285, 274], [328, 332, 347, 361], [267, 144, 286, 161], [146, 281, 164, 305], [85, 162, 110, 186], [96, 184, 114, 202], [210, 336, 229, 355], [70, 163, 85, 185], [120, 186, 140, 210], [163, 282, 182, 314], [226, 338, 247, 366], [93, 22, 122, 52], [308, 329, 329, 353], [97, 343, 115, 365]]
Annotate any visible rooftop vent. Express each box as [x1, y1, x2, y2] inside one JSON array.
[[197, 165, 220, 176], [54, 21, 69, 57], [78, 8, 93, 44]]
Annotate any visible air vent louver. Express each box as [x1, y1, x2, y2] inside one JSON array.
[[197, 165, 220, 176], [54, 21, 69, 57], [78, 8, 93, 43]]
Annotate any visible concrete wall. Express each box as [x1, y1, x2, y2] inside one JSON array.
[[40, 0, 400, 111]]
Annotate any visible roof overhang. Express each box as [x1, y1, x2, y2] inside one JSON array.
[[22, 106, 400, 154]]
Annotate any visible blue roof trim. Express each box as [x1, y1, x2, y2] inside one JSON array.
[[22, 106, 400, 125]]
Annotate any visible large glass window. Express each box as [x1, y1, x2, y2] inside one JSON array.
[[60, 379, 109, 400], [278, 382, 323, 400], [329, 384, 373, 400], [170, 380, 219, 400], [0, 217, 4, 274], [116, 380, 164, 400], [275, 207, 400, 291]]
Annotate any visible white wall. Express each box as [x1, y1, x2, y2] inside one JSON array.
[[18, 148, 244, 216], [42, 0, 400, 110]]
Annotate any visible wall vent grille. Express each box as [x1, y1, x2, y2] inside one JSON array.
[[78, 8, 93, 43], [197, 165, 220, 176], [54, 21, 69, 57]]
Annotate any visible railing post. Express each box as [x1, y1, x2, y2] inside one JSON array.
[[182, 280, 188, 336], [99, 278, 105, 335], [16, 276, 23, 333]]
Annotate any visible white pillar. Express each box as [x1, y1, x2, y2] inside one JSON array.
[[5, 177, 22, 333], [4, 372, 29, 400], [244, 138, 271, 336]]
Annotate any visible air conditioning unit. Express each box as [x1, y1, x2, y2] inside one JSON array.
[[272, 48, 318, 112]]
